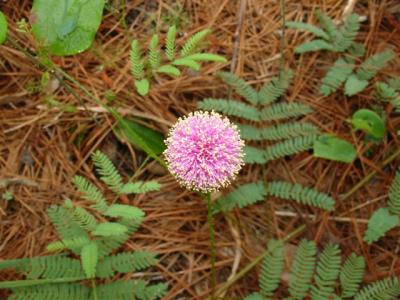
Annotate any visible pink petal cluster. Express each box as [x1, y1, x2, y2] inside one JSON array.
[[164, 111, 245, 193]]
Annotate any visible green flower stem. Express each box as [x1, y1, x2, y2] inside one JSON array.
[[92, 279, 98, 300], [0, 277, 86, 289], [203, 192, 217, 298]]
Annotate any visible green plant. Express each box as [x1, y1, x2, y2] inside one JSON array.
[[129, 26, 226, 95], [0, 151, 167, 300], [198, 69, 319, 164], [287, 11, 394, 96], [31, 0, 105, 56], [0, 11, 7, 44], [313, 134, 357, 163], [376, 78, 400, 111], [244, 239, 400, 300], [350, 108, 386, 141], [364, 168, 400, 243]]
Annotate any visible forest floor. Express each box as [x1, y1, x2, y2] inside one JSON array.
[[1, 0, 400, 299]]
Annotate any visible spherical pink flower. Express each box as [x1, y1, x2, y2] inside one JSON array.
[[164, 111, 245, 193]]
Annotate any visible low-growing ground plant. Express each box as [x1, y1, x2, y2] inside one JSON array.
[[0, 151, 167, 300], [245, 239, 400, 300]]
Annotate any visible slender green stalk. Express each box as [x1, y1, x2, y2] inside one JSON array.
[[91, 279, 98, 300], [0, 277, 86, 289], [204, 193, 217, 298]]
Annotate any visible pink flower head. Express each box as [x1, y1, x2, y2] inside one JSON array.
[[164, 111, 245, 193]]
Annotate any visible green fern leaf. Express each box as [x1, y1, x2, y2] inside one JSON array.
[[244, 146, 268, 164], [258, 69, 294, 105], [157, 64, 181, 77], [364, 208, 399, 244], [47, 236, 90, 252], [334, 14, 360, 52], [10, 283, 90, 300], [96, 251, 158, 278], [180, 28, 211, 57], [348, 42, 366, 57], [104, 204, 145, 220], [260, 239, 285, 298], [267, 181, 335, 211], [237, 124, 263, 140], [92, 222, 128, 237], [315, 10, 338, 40], [376, 82, 400, 111], [172, 57, 200, 70], [356, 50, 394, 81], [344, 74, 369, 96], [137, 282, 169, 300], [260, 102, 313, 121], [130, 39, 144, 79], [387, 78, 400, 91], [218, 72, 258, 104], [198, 98, 260, 121], [263, 135, 317, 162], [165, 25, 176, 61], [81, 241, 98, 278], [388, 170, 400, 215], [72, 176, 108, 212], [135, 78, 150, 96], [354, 277, 400, 300], [92, 150, 124, 194], [319, 57, 355, 96], [148, 34, 160, 71], [120, 181, 161, 194], [288, 239, 317, 300], [70, 206, 97, 231], [185, 53, 226, 62], [295, 39, 334, 53], [340, 253, 365, 298], [310, 244, 341, 300], [213, 181, 267, 214], [286, 21, 329, 40], [244, 293, 264, 300]]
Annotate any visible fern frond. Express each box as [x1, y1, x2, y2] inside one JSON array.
[[354, 277, 400, 300], [310, 244, 341, 300], [263, 135, 317, 163], [120, 181, 161, 194], [286, 21, 329, 40], [47, 205, 89, 255], [72, 176, 108, 212], [92, 222, 128, 237], [96, 251, 158, 278], [295, 39, 334, 53], [218, 72, 258, 105], [364, 208, 399, 244], [70, 206, 97, 231], [376, 82, 400, 111], [260, 102, 313, 121], [237, 124, 263, 140], [0, 255, 84, 279], [388, 170, 400, 215], [319, 57, 355, 96], [180, 28, 211, 57], [267, 181, 335, 211], [315, 10, 338, 40], [260, 239, 285, 299], [47, 236, 90, 252], [244, 293, 264, 300], [104, 204, 145, 220], [81, 242, 98, 278], [213, 181, 267, 214], [244, 146, 268, 164], [165, 25, 176, 61], [334, 14, 360, 52], [356, 50, 394, 81], [198, 98, 260, 121], [10, 283, 90, 300], [288, 239, 317, 300], [258, 69, 294, 104], [148, 34, 161, 71], [387, 78, 400, 91], [130, 39, 144, 79], [340, 253, 365, 298], [92, 150, 123, 194]]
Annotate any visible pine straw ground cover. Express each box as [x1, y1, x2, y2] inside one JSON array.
[[1, 0, 400, 299]]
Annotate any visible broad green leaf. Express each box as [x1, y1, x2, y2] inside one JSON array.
[[134, 78, 150, 96], [81, 241, 98, 278], [104, 205, 145, 220], [31, 0, 105, 56], [313, 135, 357, 163], [114, 118, 166, 155], [344, 75, 369, 96], [184, 53, 227, 62], [351, 109, 385, 140], [157, 65, 181, 77], [364, 208, 399, 244], [92, 222, 128, 237], [172, 58, 200, 71], [0, 11, 7, 44]]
